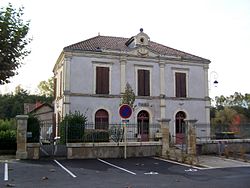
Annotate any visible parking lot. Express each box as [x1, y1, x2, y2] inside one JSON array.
[[1, 157, 250, 188]]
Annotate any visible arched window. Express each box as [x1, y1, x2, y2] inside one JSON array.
[[95, 109, 109, 130]]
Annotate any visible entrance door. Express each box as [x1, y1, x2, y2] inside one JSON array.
[[175, 111, 186, 144], [137, 110, 149, 141]]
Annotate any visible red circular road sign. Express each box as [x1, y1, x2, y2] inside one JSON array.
[[119, 104, 132, 119]]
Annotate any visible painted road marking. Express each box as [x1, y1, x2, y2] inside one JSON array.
[[4, 160, 8, 181], [185, 168, 198, 172], [144, 171, 159, 175], [54, 160, 77, 178], [153, 157, 204, 170], [98, 158, 136, 175]]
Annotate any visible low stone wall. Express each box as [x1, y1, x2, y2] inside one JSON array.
[[67, 142, 162, 159], [27, 143, 40, 159], [197, 139, 250, 155]]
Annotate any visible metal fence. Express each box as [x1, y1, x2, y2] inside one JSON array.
[[210, 123, 250, 139], [61, 123, 161, 143], [192, 123, 250, 142], [40, 120, 53, 144]]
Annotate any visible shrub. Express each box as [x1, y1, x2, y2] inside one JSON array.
[[60, 111, 87, 144], [84, 130, 109, 142], [27, 116, 40, 143], [0, 119, 16, 150], [0, 130, 16, 150], [0, 119, 16, 131]]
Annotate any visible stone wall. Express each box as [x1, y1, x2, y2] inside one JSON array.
[[67, 142, 162, 159], [197, 139, 250, 155]]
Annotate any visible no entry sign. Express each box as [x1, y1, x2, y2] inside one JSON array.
[[119, 104, 132, 119]]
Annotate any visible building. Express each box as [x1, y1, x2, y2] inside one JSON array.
[[53, 29, 211, 143], [28, 103, 54, 142]]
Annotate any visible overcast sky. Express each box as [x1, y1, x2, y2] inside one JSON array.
[[1, 0, 250, 98]]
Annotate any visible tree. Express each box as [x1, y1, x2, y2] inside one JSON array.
[[0, 3, 31, 84], [120, 83, 135, 108], [213, 107, 238, 125], [38, 77, 54, 97]]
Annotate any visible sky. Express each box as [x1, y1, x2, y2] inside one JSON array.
[[1, 0, 250, 99]]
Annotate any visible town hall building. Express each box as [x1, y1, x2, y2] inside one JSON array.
[[53, 29, 211, 143]]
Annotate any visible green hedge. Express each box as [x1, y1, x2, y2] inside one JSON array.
[[0, 130, 16, 150], [84, 130, 109, 142], [60, 111, 87, 144], [0, 119, 16, 150]]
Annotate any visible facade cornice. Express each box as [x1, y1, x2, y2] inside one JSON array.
[[63, 50, 208, 68]]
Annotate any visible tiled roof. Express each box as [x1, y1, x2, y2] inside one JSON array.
[[64, 35, 209, 62]]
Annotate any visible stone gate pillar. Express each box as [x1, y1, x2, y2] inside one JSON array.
[[158, 119, 171, 157], [16, 115, 29, 159], [185, 119, 197, 155]]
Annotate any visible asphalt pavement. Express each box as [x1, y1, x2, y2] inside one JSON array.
[[1, 155, 250, 188]]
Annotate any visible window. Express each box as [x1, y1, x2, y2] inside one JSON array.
[[96, 67, 109, 94], [59, 71, 63, 97], [95, 109, 109, 130], [175, 72, 186, 98], [138, 69, 150, 96], [54, 78, 57, 99]]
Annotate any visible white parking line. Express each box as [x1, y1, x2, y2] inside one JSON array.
[[153, 157, 205, 170], [53, 160, 77, 178], [4, 160, 8, 181], [98, 158, 136, 175]]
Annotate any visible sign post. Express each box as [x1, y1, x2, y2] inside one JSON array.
[[119, 104, 133, 159]]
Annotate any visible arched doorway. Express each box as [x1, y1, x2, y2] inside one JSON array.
[[137, 110, 149, 141], [175, 111, 186, 144], [95, 109, 109, 130]]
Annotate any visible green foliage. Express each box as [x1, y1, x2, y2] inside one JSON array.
[[212, 92, 250, 122], [27, 116, 40, 143], [215, 92, 250, 109], [0, 89, 53, 119], [84, 130, 109, 142], [121, 82, 135, 108], [0, 119, 16, 131], [0, 119, 16, 150], [0, 3, 31, 84], [213, 107, 238, 124], [38, 77, 54, 97], [60, 111, 87, 144], [0, 130, 16, 150]]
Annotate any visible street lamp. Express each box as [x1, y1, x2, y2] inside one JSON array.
[[210, 71, 219, 88]]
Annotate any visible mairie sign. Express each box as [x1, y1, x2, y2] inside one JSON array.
[[119, 104, 132, 119]]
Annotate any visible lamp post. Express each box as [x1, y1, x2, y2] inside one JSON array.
[[209, 71, 219, 107], [210, 71, 219, 88]]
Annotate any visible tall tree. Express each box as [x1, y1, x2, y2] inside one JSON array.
[[0, 3, 31, 84], [38, 77, 54, 97]]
